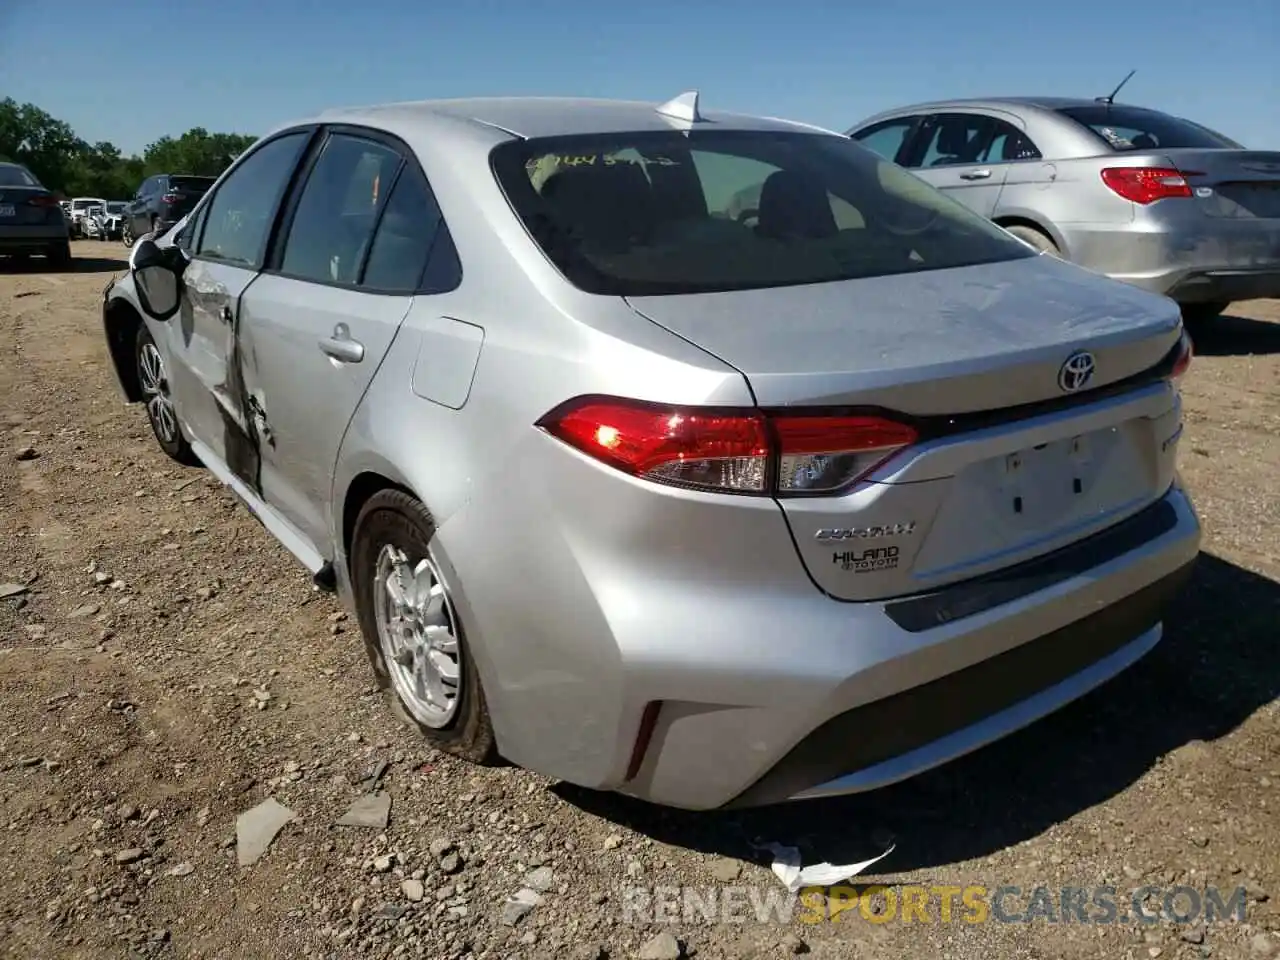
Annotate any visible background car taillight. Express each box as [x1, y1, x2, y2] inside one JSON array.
[[162, 192, 181, 205], [1101, 167, 1203, 204], [537, 397, 918, 496]]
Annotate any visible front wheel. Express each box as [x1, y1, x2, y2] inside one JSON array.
[[135, 324, 198, 466], [121, 222, 134, 248], [351, 490, 497, 763]]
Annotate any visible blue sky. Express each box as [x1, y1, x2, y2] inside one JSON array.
[[3, 0, 1276, 155]]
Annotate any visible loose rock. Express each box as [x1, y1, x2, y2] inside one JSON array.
[[335, 791, 391, 829], [235, 797, 294, 866], [501, 888, 542, 926], [637, 931, 682, 960]]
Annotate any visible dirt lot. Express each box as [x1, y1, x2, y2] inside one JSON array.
[[1, 242, 1277, 960]]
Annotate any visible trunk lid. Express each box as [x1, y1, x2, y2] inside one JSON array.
[[1164, 149, 1280, 219], [627, 254, 1185, 601], [0, 186, 61, 227]]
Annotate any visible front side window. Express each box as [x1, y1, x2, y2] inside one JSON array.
[[196, 132, 309, 268], [851, 117, 920, 163], [491, 129, 1033, 297], [1057, 105, 1240, 151], [278, 133, 402, 285]]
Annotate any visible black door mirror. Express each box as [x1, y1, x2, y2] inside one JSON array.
[[130, 238, 187, 321]]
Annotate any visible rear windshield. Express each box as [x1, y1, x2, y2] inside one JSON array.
[[169, 176, 216, 192], [1057, 106, 1241, 151], [106, 201, 126, 213], [0, 164, 39, 187], [490, 130, 1034, 296]]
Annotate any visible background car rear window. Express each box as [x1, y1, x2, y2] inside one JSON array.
[[0, 164, 39, 187], [1056, 106, 1240, 151], [491, 130, 1033, 297]]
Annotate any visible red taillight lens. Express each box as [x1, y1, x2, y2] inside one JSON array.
[[162, 192, 180, 204], [541, 398, 770, 492], [26, 194, 59, 208], [1171, 329, 1193, 380], [1100, 167, 1202, 204], [538, 398, 918, 496]]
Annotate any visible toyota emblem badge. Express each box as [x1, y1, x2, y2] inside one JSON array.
[[1058, 351, 1096, 393]]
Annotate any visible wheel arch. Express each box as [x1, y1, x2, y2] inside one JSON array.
[[340, 470, 417, 573], [991, 213, 1068, 258], [104, 295, 145, 403]]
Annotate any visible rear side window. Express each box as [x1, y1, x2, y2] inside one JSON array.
[[278, 133, 402, 285], [491, 129, 1033, 297], [361, 166, 443, 292], [1057, 106, 1239, 151]]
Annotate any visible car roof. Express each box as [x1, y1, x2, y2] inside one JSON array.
[[314, 95, 840, 141]]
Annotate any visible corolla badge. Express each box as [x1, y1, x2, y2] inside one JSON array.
[[1057, 351, 1096, 393]]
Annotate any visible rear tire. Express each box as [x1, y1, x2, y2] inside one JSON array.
[[122, 222, 134, 248], [135, 323, 199, 466], [1004, 224, 1060, 256], [47, 242, 72, 271], [1181, 301, 1230, 326], [350, 489, 497, 764]]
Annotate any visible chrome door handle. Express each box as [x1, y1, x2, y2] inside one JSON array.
[[319, 324, 365, 364], [220, 305, 233, 323], [959, 169, 992, 180]]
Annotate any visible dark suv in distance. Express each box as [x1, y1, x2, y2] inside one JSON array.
[[122, 174, 216, 246]]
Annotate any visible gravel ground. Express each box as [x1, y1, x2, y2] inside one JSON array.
[[1, 242, 1277, 960]]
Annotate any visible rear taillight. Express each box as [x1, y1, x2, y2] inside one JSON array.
[[26, 195, 59, 208], [1171, 329, 1193, 380], [538, 397, 918, 496], [1100, 167, 1203, 204], [162, 192, 180, 204]]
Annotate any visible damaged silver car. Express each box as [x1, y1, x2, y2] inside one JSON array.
[[101, 92, 1200, 810]]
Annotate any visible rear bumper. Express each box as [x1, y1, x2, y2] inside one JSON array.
[[433, 445, 1200, 809], [1060, 218, 1280, 302], [0, 225, 69, 253], [718, 488, 1200, 809]]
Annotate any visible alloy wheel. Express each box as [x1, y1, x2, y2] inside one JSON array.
[[373, 545, 462, 728], [138, 341, 179, 444]]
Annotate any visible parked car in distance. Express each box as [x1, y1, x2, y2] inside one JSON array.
[[847, 98, 1280, 323], [0, 161, 72, 268], [91, 200, 128, 241], [102, 92, 1199, 810], [67, 195, 107, 238], [122, 174, 216, 247]]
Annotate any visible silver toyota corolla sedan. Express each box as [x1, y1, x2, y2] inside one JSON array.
[[848, 97, 1280, 324], [101, 92, 1200, 810]]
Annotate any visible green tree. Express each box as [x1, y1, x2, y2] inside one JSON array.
[[0, 98, 253, 198], [142, 127, 257, 178]]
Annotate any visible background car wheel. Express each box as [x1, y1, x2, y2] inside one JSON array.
[[1181, 301, 1230, 326], [47, 242, 72, 271], [351, 489, 497, 764], [122, 224, 134, 248], [135, 324, 199, 466], [1004, 224, 1060, 257]]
